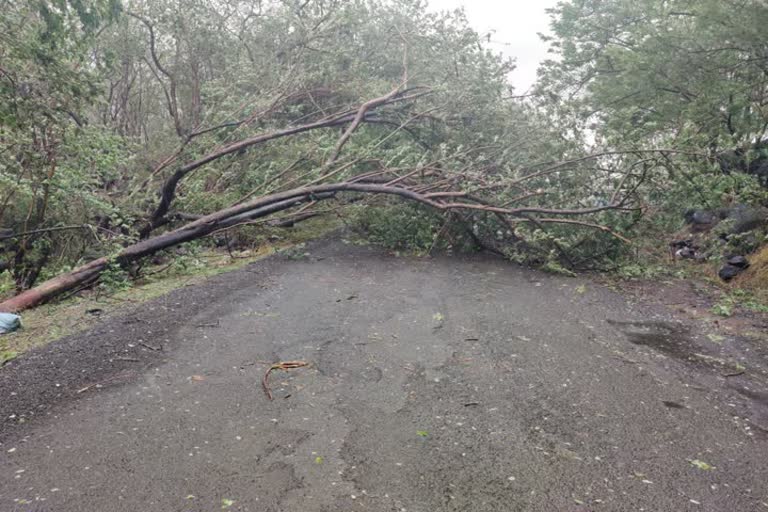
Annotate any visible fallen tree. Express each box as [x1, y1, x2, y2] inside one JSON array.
[[0, 159, 640, 312], [138, 83, 428, 238], [0, 59, 659, 312]]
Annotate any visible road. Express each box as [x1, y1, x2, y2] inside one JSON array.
[[1, 239, 767, 511]]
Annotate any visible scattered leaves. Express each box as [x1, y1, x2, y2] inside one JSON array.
[[416, 430, 429, 437], [221, 498, 235, 509]]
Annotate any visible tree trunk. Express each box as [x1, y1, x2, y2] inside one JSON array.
[[0, 182, 439, 312]]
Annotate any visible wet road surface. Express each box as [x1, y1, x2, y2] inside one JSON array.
[[1, 239, 767, 511]]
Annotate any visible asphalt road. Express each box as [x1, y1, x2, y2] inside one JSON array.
[[1, 239, 767, 511]]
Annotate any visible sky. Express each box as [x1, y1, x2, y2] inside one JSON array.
[[427, 0, 560, 92]]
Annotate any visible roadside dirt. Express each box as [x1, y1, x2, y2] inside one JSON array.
[[1, 237, 767, 511]]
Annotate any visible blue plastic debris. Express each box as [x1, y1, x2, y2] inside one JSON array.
[[0, 313, 21, 334]]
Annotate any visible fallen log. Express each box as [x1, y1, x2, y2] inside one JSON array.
[[0, 176, 633, 312]]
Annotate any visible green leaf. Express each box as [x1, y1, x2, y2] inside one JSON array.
[[690, 459, 714, 471]]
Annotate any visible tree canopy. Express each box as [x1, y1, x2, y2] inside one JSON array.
[[2, 0, 767, 307]]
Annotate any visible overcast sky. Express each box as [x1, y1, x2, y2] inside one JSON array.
[[427, 0, 560, 91]]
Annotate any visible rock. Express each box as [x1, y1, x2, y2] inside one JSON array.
[[684, 205, 767, 235], [726, 205, 768, 234], [684, 210, 720, 226], [676, 247, 697, 259], [150, 253, 170, 266], [727, 255, 750, 269], [718, 147, 768, 185], [684, 210, 722, 232], [670, 239, 699, 259], [718, 264, 745, 281], [670, 239, 694, 249]]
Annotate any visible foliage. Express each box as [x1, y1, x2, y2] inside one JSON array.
[[3, 0, 768, 301], [1, 0, 127, 290], [537, 0, 768, 276], [711, 300, 734, 318], [539, 0, 768, 150], [353, 203, 444, 253], [352, 202, 476, 254], [98, 261, 132, 293]]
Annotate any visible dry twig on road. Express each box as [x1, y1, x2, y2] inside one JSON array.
[[261, 361, 310, 400]]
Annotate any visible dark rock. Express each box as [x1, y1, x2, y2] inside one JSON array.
[[684, 205, 767, 235], [727, 255, 750, 269], [726, 205, 768, 234], [747, 158, 768, 185], [676, 247, 697, 259], [684, 210, 719, 226], [719, 264, 745, 281], [150, 253, 170, 266], [718, 146, 768, 186], [670, 239, 694, 249], [669, 239, 699, 259]]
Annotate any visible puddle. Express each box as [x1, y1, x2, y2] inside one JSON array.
[[609, 320, 768, 435], [608, 319, 748, 375], [607, 320, 694, 360], [732, 386, 768, 433]]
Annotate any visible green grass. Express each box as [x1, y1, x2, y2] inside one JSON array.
[[709, 288, 768, 318]]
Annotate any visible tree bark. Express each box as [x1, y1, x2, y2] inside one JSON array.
[[0, 182, 435, 312], [0, 172, 633, 312]]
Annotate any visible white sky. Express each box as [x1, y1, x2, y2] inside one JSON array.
[[427, 0, 560, 91]]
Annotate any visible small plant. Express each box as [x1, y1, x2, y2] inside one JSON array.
[[98, 262, 132, 294], [730, 288, 768, 313], [279, 243, 310, 260], [711, 301, 733, 317]]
